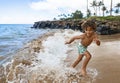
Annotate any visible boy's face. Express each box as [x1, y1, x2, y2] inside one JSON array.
[[85, 27, 94, 37]]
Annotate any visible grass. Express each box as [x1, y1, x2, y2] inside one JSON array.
[[89, 15, 120, 21]]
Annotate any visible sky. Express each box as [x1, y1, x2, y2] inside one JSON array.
[[0, 0, 119, 24]]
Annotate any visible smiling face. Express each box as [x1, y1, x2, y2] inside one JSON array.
[[85, 27, 94, 37]]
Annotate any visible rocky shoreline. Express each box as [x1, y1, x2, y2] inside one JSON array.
[[31, 20, 120, 35]]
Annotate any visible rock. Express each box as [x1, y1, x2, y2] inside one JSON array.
[[31, 20, 120, 35], [31, 20, 84, 31]]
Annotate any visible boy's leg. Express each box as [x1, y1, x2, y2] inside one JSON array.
[[80, 51, 91, 76], [71, 54, 84, 68]]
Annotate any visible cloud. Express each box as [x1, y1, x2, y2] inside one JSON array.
[[30, 0, 88, 15], [30, 0, 120, 14], [30, 0, 56, 10]]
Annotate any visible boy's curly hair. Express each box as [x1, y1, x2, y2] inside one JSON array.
[[81, 20, 96, 31]]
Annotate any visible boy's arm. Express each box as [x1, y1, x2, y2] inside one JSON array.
[[93, 33, 101, 46], [65, 35, 83, 44]]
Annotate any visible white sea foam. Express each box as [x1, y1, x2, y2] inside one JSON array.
[[37, 32, 68, 66]]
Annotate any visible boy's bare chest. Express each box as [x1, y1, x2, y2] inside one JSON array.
[[84, 36, 93, 41], [81, 36, 94, 45]]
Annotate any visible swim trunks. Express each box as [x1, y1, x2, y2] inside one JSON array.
[[77, 43, 87, 54]]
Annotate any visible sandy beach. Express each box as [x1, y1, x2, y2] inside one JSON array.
[[0, 29, 120, 83], [88, 34, 120, 83]]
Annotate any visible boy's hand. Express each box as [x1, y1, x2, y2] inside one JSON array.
[[96, 40, 100, 46], [65, 41, 70, 44]]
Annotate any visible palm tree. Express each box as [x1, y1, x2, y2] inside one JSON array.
[[102, 6, 107, 16], [98, 1, 104, 16], [115, 9, 119, 15], [87, 0, 88, 17], [110, 0, 113, 16], [90, 0, 97, 16], [102, 0, 104, 16], [106, 10, 109, 16], [115, 3, 120, 13]]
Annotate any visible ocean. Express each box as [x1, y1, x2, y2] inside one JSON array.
[[0, 24, 47, 64]]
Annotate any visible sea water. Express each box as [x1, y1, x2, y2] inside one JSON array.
[[0, 24, 47, 64]]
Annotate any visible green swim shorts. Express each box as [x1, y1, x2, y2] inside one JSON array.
[[77, 43, 87, 54]]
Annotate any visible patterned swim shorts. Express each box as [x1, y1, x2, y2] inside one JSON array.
[[77, 43, 87, 54]]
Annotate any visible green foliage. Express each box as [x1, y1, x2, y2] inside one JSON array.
[[72, 10, 83, 19], [115, 9, 119, 14], [101, 6, 107, 16], [89, 16, 120, 21], [56, 1, 120, 21], [58, 10, 83, 20], [115, 3, 120, 9]]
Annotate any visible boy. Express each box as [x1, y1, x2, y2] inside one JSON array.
[[65, 20, 100, 76]]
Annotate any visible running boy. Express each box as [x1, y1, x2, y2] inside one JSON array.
[[65, 20, 101, 76]]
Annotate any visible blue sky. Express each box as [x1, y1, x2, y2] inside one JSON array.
[[0, 0, 119, 24]]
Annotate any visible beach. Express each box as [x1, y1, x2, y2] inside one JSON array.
[[0, 29, 120, 83], [88, 34, 120, 83]]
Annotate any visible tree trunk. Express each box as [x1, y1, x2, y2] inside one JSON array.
[[99, 7, 101, 16], [102, 0, 104, 16], [102, 10, 104, 16], [87, 0, 88, 17], [110, 0, 113, 16]]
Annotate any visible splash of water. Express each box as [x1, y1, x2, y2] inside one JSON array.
[[0, 29, 98, 83]]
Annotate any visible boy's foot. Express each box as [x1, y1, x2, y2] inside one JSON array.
[[80, 69, 87, 77]]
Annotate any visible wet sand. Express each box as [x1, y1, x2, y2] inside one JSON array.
[[66, 33, 120, 83], [91, 34, 120, 83]]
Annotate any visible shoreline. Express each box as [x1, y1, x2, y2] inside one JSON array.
[[0, 29, 120, 83], [0, 29, 56, 65]]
